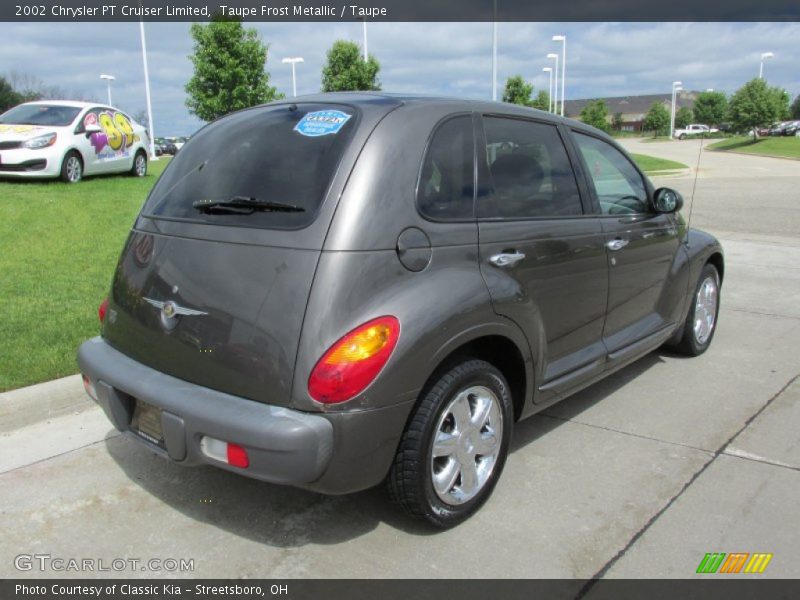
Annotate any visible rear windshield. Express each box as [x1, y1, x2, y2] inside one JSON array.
[[143, 103, 359, 229], [0, 104, 82, 126]]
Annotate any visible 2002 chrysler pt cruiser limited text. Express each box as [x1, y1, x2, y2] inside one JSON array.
[[78, 93, 723, 528]]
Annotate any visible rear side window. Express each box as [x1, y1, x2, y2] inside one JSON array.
[[143, 104, 358, 229], [480, 117, 583, 219], [416, 115, 475, 220]]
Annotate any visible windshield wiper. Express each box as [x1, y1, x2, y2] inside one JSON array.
[[193, 196, 305, 215]]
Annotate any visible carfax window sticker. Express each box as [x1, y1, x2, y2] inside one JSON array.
[[294, 110, 352, 137]]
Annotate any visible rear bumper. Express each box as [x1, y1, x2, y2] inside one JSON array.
[[77, 337, 334, 486]]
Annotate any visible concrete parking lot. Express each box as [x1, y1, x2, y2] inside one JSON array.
[[1, 139, 798, 579]]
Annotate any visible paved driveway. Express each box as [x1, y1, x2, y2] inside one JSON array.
[[620, 137, 800, 237], [1, 142, 798, 580]]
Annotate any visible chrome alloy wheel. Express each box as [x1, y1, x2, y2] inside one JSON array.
[[430, 385, 503, 505], [134, 153, 146, 176], [693, 275, 718, 345], [66, 156, 82, 183]]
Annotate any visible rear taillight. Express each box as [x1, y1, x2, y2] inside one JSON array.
[[98, 297, 108, 323], [308, 316, 400, 404]]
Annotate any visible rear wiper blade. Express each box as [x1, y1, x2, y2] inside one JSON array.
[[192, 196, 305, 215]]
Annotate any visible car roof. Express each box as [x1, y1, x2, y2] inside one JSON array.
[[268, 91, 605, 136], [20, 100, 96, 109]]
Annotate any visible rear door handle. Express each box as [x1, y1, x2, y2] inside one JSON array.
[[489, 252, 526, 267], [606, 239, 629, 251]]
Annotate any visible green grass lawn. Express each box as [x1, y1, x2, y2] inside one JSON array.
[[0, 151, 686, 391], [630, 153, 688, 172], [707, 136, 800, 159], [0, 158, 170, 391]]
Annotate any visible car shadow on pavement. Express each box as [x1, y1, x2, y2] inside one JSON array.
[[105, 350, 669, 546], [510, 352, 665, 450]]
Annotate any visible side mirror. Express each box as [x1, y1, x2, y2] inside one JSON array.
[[653, 187, 683, 214], [84, 124, 102, 135]]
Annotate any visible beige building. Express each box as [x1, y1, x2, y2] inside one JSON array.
[[564, 91, 699, 132]]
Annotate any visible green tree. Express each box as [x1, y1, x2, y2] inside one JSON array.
[[791, 95, 800, 119], [768, 86, 791, 121], [185, 16, 281, 122], [321, 40, 380, 92], [675, 106, 694, 129], [579, 99, 610, 132], [693, 91, 728, 126], [502, 75, 534, 106], [612, 112, 625, 131], [728, 78, 780, 141], [531, 90, 550, 111], [642, 102, 670, 137], [501, 76, 549, 111], [0, 76, 22, 112]]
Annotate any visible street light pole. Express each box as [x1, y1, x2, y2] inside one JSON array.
[[138, 20, 157, 160], [362, 20, 368, 61], [99, 74, 115, 106], [553, 35, 566, 116], [759, 51, 774, 79], [547, 53, 559, 113], [282, 57, 304, 97], [491, 0, 497, 101], [670, 81, 683, 139], [543, 67, 553, 113]]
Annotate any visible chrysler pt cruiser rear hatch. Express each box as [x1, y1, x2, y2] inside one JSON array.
[[101, 101, 382, 408]]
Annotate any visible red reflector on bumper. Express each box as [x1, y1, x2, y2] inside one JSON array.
[[226, 443, 249, 469], [81, 374, 97, 400]]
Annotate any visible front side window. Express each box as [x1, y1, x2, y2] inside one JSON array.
[[417, 115, 475, 220], [480, 117, 583, 219], [572, 132, 648, 215]]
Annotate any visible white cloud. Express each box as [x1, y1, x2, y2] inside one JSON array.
[[0, 21, 797, 135]]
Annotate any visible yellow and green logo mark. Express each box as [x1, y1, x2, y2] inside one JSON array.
[[696, 552, 773, 574]]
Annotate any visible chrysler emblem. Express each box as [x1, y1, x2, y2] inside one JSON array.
[[144, 297, 207, 330]]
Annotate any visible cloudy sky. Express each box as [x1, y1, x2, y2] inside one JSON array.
[[1, 21, 797, 135]]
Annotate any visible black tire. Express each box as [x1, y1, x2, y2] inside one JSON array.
[[131, 150, 147, 177], [679, 134, 686, 140], [60, 151, 83, 183], [670, 263, 721, 356], [388, 359, 513, 529]]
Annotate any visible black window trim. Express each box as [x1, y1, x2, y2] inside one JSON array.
[[414, 111, 478, 224], [567, 127, 656, 218], [475, 112, 591, 222]]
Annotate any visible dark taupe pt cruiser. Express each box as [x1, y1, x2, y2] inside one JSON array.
[[78, 93, 723, 528]]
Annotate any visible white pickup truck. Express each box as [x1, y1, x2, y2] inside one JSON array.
[[674, 124, 719, 139]]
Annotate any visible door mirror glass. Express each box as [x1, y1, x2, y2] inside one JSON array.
[[653, 188, 683, 213]]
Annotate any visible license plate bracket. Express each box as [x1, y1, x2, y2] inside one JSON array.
[[131, 399, 165, 448]]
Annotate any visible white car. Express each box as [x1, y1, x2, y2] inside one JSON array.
[[0, 100, 149, 183], [673, 123, 719, 139], [166, 136, 189, 151]]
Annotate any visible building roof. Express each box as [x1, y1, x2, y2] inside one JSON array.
[[565, 91, 699, 119]]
